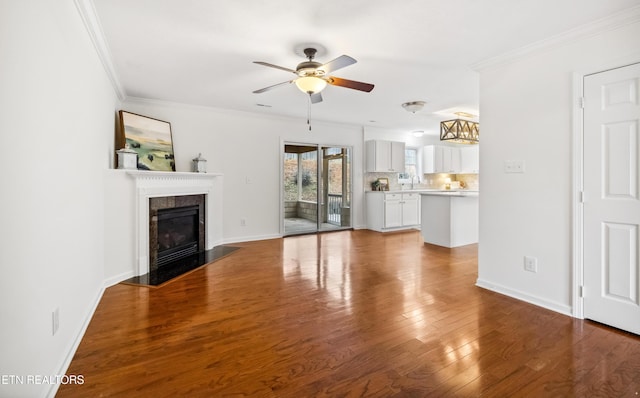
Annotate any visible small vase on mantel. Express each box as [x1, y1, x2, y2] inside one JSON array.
[[192, 153, 207, 173], [116, 144, 138, 170]]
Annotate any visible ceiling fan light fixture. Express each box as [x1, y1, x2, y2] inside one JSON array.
[[402, 101, 426, 114], [295, 76, 327, 94]]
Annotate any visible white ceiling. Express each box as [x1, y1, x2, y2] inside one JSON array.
[[92, 0, 640, 134]]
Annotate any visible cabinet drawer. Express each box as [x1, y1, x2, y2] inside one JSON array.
[[402, 193, 419, 200], [385, 193, 402, 201]]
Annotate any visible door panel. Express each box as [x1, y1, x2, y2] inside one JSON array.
[[583, 62, 640, 335], [602, 222, 638, 304], [320, 146, 351, 231], [603, 120, 638, 198], [283, 144, 319, 235]]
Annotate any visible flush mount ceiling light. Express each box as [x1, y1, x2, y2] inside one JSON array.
[[412, 130, 425, 137], [440, 112, 479, 144], [402, 101, 426, 114]]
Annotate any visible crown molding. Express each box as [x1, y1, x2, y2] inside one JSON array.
[[74, 0, 126, 100], [123, 96, 366, 130], [471, 5, 640, 71]]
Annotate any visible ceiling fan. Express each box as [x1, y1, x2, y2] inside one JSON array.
[[252, 47, 374, 104]]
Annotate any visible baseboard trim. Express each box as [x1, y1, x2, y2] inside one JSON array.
[[46, 285, 105, 398], [476, 278, 572, 317], [104, 270, 134, 288], [222, 233, 282, 245]]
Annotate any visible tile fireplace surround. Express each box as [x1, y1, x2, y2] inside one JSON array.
[[127, 171, 223, 276]]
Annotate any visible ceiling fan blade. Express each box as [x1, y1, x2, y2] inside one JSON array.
[[310, 92, 323, 104], [327, 76, 374, 92], [253, 61, 297, 74], [253, 80, 294, 94], [319, 55, 356, 74]]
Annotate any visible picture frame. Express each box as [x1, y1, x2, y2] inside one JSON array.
[[377, 177, 389, 191], [117, 110, 175, 171]]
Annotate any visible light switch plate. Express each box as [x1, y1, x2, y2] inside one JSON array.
[[504, 160, 526, 173]]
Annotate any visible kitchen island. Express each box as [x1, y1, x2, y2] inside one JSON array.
[[420, 191, 478, 248]]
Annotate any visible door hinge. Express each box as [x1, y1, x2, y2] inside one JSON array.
[[578, 97, 585, 109], [579, 191, 585, 203], [579, 285, 584, 298]]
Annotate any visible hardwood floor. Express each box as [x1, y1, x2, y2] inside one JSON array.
[[57, 230, 640, 397]]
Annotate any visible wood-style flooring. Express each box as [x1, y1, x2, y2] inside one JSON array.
[[57, 230, 640, 397]]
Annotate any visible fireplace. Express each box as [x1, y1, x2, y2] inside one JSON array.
[[120, 170, 222, 278], [149, 194, 205, 272], [156, 205, 199, 266]]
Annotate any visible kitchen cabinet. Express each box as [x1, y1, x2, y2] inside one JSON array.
[[366, 140, 405, 172], [423, 145, 479, 174], [366, 192, 420, 232], [423, 145, 460, 173], [459, 146, 479, 173], [420, 192, 478, 247]]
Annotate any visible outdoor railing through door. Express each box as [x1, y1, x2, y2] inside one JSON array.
[[327, 194, 342, 225]]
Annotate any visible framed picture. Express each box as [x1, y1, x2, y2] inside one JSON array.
[[377, 177, 389, 191], [117, 111, 175, 171]]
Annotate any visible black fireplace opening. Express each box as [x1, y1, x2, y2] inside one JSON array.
[[157, 205, 200, 267]]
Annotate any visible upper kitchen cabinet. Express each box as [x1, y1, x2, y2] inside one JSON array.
[[366, 140, 406, 173], [459, 146, 479, 173], [423, 145, 460, 173], [424, 145, 479, 174]]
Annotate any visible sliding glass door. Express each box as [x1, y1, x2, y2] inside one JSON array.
[[283, 143, 352, 236]]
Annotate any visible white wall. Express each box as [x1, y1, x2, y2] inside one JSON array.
[[102, 98, 364, 281], [0, 1, 119, 397], [477, 20, 640, 314]]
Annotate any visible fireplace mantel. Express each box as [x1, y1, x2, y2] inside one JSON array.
[[127, 170, 223, 276]]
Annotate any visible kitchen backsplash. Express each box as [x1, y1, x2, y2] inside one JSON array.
[[423, 173, 479, 190], [365, 173, 479, 191]]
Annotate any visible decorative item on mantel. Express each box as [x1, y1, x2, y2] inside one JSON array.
[[116, 144, 138, 170], [117, 110, 176, 171], [192, 153, 207, 173]]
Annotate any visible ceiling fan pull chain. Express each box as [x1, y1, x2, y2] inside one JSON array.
[[307, 95, 312, 131]]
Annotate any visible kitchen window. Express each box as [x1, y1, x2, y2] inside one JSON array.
[[398, 148, 417, 183]]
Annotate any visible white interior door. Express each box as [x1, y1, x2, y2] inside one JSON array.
[[583, 62, 640, 335]]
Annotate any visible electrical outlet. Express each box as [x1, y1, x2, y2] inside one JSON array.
[[52, 308, 60, 336], [240, 218, 246, 227], [524, 256, 538, 273]]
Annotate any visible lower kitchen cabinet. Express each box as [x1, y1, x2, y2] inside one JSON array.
[[366, 192, 420, 232]]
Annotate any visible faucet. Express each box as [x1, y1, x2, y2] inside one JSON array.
[[410, 176, 418, 190]]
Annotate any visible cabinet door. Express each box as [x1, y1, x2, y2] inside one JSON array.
[[390, 141, 405, 172], [384, 194, 402, 228], [459, 146, 479, 173], [366, 140, 396, 172], [441, 147, 461, 173], [434, 146, 446, 173], [375, 141, 392, 171], [423, 145, 436, 173], [401, 193, 420, 226], [450, 147, 461, 173]]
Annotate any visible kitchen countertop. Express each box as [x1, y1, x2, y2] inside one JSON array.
[[366, 189, 479, 197], [419, 190, 479, 197]]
